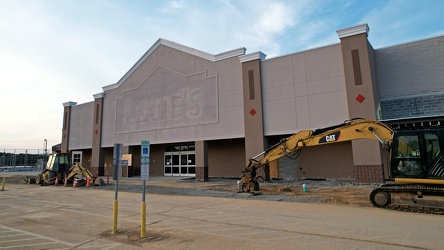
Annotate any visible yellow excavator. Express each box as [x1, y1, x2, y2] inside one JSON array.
[[240, 118, 444, 214]]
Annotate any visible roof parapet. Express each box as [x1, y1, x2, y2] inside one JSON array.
[[63, 101, 77, 107], [336, 24, 370, 39], [93, 92, 105, 99], [239, 51, 267, 63]]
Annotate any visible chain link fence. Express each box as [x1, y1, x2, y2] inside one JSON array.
[[0, 149, 48, 172]]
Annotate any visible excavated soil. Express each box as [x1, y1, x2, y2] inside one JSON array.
[[5, 174, 378, 207], [205, 179, 376, 207]]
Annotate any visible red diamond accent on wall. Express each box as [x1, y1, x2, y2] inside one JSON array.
[[356, 94, 365, 103], [249, 108, 256, 116], [95, 130, 99, 135]]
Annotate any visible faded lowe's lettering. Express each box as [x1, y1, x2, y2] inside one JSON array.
[[125, 87, 202, 127], [115, 67, 219, 134]]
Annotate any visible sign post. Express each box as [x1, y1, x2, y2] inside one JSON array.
[[112, 143, 122, 234], [140, 140, 150, 238]]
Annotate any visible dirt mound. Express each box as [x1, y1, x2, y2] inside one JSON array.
[[208, 179, 376, 207]]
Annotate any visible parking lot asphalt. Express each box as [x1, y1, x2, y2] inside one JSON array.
[[1, 173, 444, 249]]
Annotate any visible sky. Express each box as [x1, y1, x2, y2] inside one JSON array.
[[1, 0, 443, 152]]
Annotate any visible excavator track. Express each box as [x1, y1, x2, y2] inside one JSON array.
[[370, 184, 444, 215]]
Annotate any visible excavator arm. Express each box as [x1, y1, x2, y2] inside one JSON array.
[[240, 119, 394, 192]]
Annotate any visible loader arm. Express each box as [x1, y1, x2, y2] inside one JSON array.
[[66, 163, 95, 181], [240, 119, 394, 192]]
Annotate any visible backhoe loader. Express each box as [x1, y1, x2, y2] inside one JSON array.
[[24, 153, 98, 186], [240, 118, 444, 214]]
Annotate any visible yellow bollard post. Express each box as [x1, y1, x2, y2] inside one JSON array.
[[112, 200, 118, 233], [141, 202, 146, 238], [1, 177, 5, 191]]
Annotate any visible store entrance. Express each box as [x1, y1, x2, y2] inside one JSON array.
[[164, 143, 196, 176]]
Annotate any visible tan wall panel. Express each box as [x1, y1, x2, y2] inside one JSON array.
[[304, 44, 344, 82], [81, 149, 92, 169], [263, 98, 297, 133], [208, 139, 245, 177], [269, 161, 279, 179], [307, 75, 345, 95], [69, 102, 94, 149], [121, 48, 160, 91], [261, 44, 347, 135], [163, 46, 198, 75], [296, 141, 354, 179], [292, 53, 307, 84], [307, 91, 349, 127], [351, 140, 382, 165], [261, 55, 294, 88], [295, 96, 310, 129]]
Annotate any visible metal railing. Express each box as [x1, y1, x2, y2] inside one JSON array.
[[0, 149, 47, 172]]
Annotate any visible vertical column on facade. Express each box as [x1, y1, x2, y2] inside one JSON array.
[[91, 93, 104, 176], [239, 52, 269, 179], [195, 141, 208, 181], [61, 102, 77, 153], [337, 24, 384, 183]]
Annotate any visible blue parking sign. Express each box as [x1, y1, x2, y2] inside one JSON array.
[[141, 141, 150, 157]]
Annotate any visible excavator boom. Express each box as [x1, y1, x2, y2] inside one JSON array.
[[255, 119, 393, 166], [240, 119, 394, 192]]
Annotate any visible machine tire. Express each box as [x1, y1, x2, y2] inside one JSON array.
[[370, 189, 391, 207], [36, 174, 43, 184], [44, 171, 56, 184], [24, 176, 36, 184]]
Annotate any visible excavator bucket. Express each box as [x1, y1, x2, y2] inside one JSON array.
[[66, 163, 95, 184]]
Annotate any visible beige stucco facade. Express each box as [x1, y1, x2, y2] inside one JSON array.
[[60, 24, 444, 183]]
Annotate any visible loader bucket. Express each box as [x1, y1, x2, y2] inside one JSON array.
[[66, 163, 95, 183]]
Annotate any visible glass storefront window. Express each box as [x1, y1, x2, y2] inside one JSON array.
[[164, 143, 195, 176], [188, 154, 195, 165]]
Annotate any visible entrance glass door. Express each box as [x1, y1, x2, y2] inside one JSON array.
[[164, 144, 195, 176]]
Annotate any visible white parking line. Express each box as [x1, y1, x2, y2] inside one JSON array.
[[0, 233, 27, 238], [1, 237, 39, 243], [0, 225, 75, 249]]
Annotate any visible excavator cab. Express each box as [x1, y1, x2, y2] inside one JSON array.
[[391, 129, 444, 180]]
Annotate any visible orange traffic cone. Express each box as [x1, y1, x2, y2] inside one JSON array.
[[86, 177, 91, 188], [54, 177, 58, 186], [64, 178, 68, 187], [73, 179, 78, 188]]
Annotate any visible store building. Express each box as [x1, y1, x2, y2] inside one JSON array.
[[61, 24, 444, 183]]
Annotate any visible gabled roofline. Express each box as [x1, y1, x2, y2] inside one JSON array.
[[103, 38, 246, 91]]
